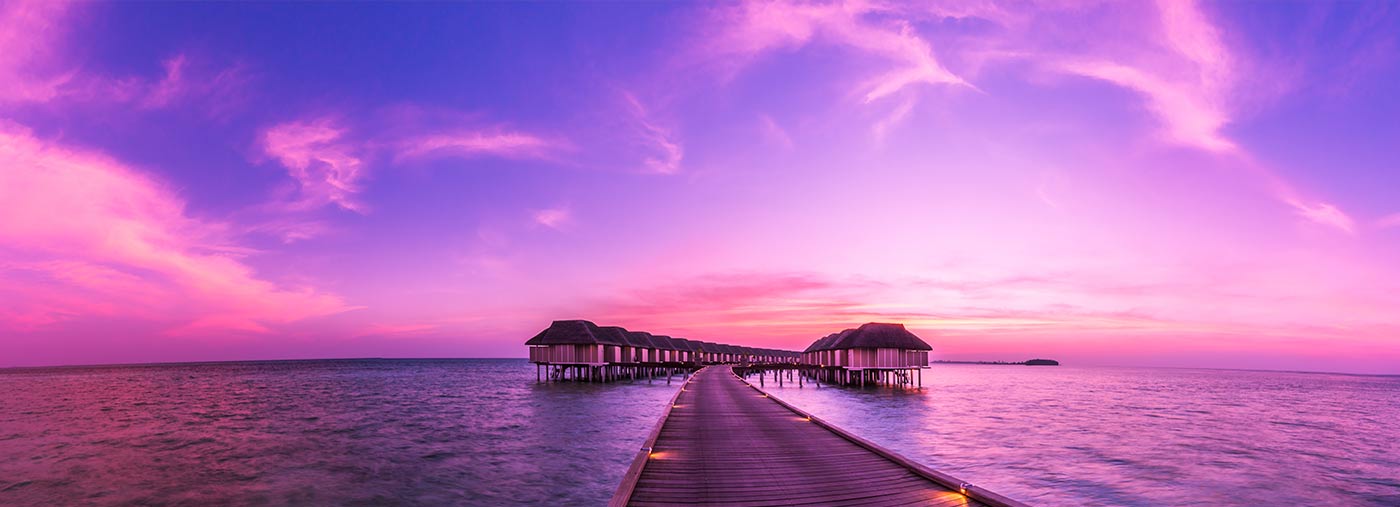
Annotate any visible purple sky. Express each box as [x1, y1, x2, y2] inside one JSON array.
[[2, 1, 1399, 373]]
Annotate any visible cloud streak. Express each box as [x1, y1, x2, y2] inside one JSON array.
[[0, 124, 351, 333], [0, 0, 70, 104], [395, 130, 557, 162], [262, 119, 368, 213], [531, 206, 572, 230], [622, 93, 683, 174], [702, 1, 970, 102]]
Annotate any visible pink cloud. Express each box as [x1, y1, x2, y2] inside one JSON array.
[[140, 54, 191, 108], [0, 0, 72, 103], [574, 259, 1400, 360], [1379, 213, 1400, 229], [1040, 0, 1236, 153], [0, 123, 351, 333], [531, 206, 572, 230], [256, 113, 563, 226], [1058, 60, 1235, 153], [0, 2, 249, 113], [395, 130, 556, 161], [701, 1, 970, 102], [137, 54, 252, 114], [1287, 199, 1355, 234], [622, 93, 683, 174], [261, 119, 367, 213], [871, 97, 915, 144], [355, 323, 441, 338], [757, 114, 793, 150]]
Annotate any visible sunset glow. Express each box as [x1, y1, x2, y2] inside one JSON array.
[[2, 1, 1398, 373]]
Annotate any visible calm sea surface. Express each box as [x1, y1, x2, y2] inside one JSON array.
[[1, 359, 1397, 506], [761, 364, 1400, 506]]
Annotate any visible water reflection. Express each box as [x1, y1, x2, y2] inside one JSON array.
[[0, 359, 678, 506], [764, 365, 1400, 506]]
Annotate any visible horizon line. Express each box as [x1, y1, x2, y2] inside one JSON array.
[[3, 356, 1396, 378]]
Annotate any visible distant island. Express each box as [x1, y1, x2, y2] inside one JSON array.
[[933, 359, 1060, 366]]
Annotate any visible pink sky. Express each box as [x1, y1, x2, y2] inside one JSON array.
[[2, 1, 1398, 373]]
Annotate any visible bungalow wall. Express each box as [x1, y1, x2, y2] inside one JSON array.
[[533, 344, 605, 364], [845, 348, 930, 369]]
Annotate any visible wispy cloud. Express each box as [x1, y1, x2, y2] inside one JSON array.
[[1033, 0, 1355, 233], [531, 206, 572, 230], [0, 4, 249, 114], [355, 323, 441, 338], [0, 0, 71, 104], [137, 53, 252, 115], [1287, 199, 1355, 234], [701, 1, 970, 102], [1045, 0, 1235, 154], [0, 124, 351, 333], [1058, 60, 1235, 153], [871, 97, 915, 145], [261, 118, 367, 213], [758, 114, 794, 150], [395, 130, 557, 162], [622, 93, 683, 175], [1376, 213, 1400, 230]]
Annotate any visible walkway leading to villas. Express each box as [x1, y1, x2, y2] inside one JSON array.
[[614, 367, 1024, 507]]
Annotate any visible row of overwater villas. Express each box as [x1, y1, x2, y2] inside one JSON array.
[[526, 320, 800, 367]]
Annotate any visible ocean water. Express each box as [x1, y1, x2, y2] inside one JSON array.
[[760, 365, 1400, 506], [0, 359, 676, 506], [2, 360, 1397, 506]]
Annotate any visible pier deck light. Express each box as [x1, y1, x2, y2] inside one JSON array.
[[959, 483, 970, 495]]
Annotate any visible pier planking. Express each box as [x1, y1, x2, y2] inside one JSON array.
[[613, 366, 1026, 507]]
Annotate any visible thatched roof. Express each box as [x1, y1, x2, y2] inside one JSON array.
[[592, 326, 632, 346], [671, 338, 698, 352], [524, 320, 603, 345], [629, 331, 658, 349], [526, 320, 804, 357], [651, 335, 678, 350], [802, 332, 845, 353], [822, 323, 932, 351]]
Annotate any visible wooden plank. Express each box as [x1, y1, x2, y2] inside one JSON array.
[[619, 366, 1025, 507]]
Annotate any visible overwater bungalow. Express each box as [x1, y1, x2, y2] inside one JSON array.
[[627, 331, 657, 363], [801, 323, 932, 387], [697, 341, 721, 364], [651, 335, 678, 363], [801, 331, 847, 367], [600, 326, 638, 364], [526, 320, 603, 365], [525, 319, 619, 381], [592, 326, 632, 364], [671, 338, 699, 364]]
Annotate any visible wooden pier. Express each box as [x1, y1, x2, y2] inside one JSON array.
[[611, 367, 1028, 507]]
